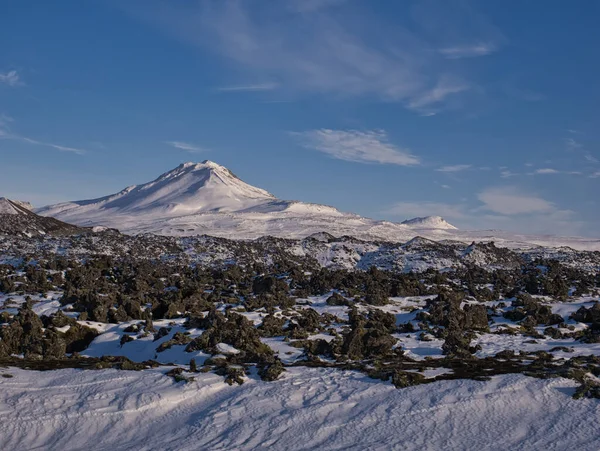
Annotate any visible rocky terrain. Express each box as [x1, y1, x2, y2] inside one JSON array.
[[0, 223, 599, 396], [2, 179, 600, 449], [0, 197, 84, 238]]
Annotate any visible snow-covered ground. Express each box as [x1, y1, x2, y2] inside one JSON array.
[[0, 367, 598, 451]]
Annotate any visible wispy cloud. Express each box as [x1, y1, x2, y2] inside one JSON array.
[[438, 42, 496, 59], [0, 113, 14, 132], [0, 134, 86, 154], [534, 168, 559, 174], [436, 164, 472, 173], [0, 116, 85, 154], [127, 0, 502, 114], [294, 129, 420, 166], [0, 70, 20, 87], [386, 186, 584, 235], [477, 186, 555, 215], [217, 82, 279, 92], [406, 77, 469, 115], [591, 171, 600, 179], [565, 137, 582, 151], [165, 141, 206, 153], [19, 137, 86, 155]]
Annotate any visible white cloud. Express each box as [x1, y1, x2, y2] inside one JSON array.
[[18, 137, 86, 155], [385, 185, 585, 235], [407, 77, 469, 114], [166, 141, 206, 153], [0, 119, 85, 154], [217, 82, 279, 92], [295, 129, 419, 166], [0, 115, 85, 154], [438, 42, 496, 59], [477, 186, 554, 215], [591, 171, 600, 178], [534, 168, 559, 174], [0, 70, 20, 87], [436, 164, 471, 173], [128, 0, 503, 114], [565, 137, 582, 151], [384, 201, 467, 220]]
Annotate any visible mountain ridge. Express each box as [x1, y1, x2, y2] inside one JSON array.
[[0, 197, 84, 237]]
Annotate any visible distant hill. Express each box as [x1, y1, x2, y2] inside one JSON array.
[[0, 197, 84, 237]]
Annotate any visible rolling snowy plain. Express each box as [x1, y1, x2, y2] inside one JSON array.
[[2, 367, 599, 451]]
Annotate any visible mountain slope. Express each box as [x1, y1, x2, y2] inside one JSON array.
[[39, 161, 276, 218], [0, 197, 83, 237], [35, 161, 600, 250], [36, 160, 392, 236]]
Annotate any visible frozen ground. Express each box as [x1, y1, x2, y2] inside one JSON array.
[[0, 367, 598, 451]]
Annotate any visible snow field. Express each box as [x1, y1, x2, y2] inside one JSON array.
[[0, 367, 598, 451]]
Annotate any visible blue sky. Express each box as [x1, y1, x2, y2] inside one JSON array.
[[1, 0, 599, 236]]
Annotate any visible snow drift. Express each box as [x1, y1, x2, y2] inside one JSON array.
[[1, 367, 598, 451]]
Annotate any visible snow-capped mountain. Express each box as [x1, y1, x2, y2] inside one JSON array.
[[36, 161, 600, 250], [36, 160, 405, 237], [40, 161, 277, 217]]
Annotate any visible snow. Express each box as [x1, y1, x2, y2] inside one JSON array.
[[401, 215, 458, 230], [395, 334, 445, 360], [1, 367, 599, 451], [261, 337, 305, 364], [37, 160, 276, 219], [81, 319, 210, 365], [0, 198, 19, 215], [216, 342, 241, 355], [35, 161, 600, 250], [11, 200, 34, 211], [0, 291, 63, 316]]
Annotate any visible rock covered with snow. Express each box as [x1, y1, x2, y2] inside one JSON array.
[[0, 198, 19, 215], [0, 197, 84, 237]]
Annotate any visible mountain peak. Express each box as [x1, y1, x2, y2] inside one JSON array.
[[177, 160, 222, 170], [38, 161, 277, 219], [401, 216, 458, 230]]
